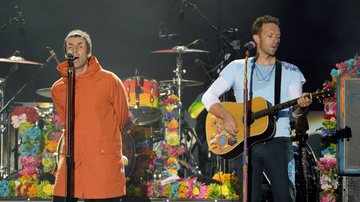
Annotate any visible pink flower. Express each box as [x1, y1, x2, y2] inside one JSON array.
[[53, 113, 64, 126], [20, 155, 42, 168], [18, 167, 39, 176], [185, 178, 196, 198], [52, 131, 63, 141], [198, 183, 208, 199], [320, 192, 336, 202], [146, 182, 154, 197]]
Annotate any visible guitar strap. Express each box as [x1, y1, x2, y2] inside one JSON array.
[[275, 59, 282, 105]]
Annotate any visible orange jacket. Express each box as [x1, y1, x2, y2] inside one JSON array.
[[51, 56, 129, 199]]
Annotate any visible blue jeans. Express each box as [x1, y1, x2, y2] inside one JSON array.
[[248, 137, 296, 202]]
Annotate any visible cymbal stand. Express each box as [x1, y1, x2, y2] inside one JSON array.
[[0, 60, 20, 178], [174, 53, 184, 133], [0, 78, 6, 178], [0, 53, 50, 178], [172, 53, 188, 176]]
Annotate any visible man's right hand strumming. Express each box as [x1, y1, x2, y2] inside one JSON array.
[[209, 103, 239, 135]]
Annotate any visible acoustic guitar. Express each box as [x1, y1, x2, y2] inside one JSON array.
[[205, 88, 333, 159]]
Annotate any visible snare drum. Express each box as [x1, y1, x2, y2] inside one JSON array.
[[123, 76, 160, 125]]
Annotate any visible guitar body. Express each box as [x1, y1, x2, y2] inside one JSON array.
[[206, 97, 276, 159]]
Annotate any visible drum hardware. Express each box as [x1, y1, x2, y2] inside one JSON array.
[[0, 53, 43, 66], [159, 78, 203, 88], [152, 44, 208, 177], [36, 87, 52, 98], [0, 50, 52, 178], [151, 45, 209, 54], [178, 159, 222, 185]]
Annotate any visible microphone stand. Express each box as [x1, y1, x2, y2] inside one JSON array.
[[66, 57, 76, 202], [185, 1, 241, 58], [241, 49, 251, 202]]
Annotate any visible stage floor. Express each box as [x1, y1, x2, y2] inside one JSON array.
[[0, 198, 239, 202]]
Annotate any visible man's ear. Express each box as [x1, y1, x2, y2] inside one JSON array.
[[253, 34, 259, 44]]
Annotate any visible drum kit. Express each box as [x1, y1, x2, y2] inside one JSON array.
[[121, 45, 209, 177], [0, 52, 44, 178]]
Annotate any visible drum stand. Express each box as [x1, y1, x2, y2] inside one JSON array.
[[0, 78, 12, 179], [170, 53, 197, 178], [0, 78, 6, 178]]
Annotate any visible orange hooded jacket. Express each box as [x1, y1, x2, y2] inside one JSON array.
[[51, 56, 129, 199]]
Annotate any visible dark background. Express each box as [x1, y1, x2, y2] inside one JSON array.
[[1, 0, 360, 111]]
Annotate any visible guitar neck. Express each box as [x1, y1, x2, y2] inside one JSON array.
[[254, 98, 298, 119], [253, 88, 334, 119]]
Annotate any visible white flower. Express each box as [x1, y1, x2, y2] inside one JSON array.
[[11, 113, 27, 128]]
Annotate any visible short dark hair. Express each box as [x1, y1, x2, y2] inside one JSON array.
[[252, 15, 280, 35]]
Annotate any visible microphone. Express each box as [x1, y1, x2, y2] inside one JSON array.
[[179, 0, 187, 19], [244, 41, 256, 50], [66, 52, 78, 61]]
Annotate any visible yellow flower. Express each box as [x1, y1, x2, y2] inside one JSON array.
[[168, 167, 178, 175], [167, 157, 177, 164], [221, 173, 231, 183], [166, 133, 180, 146], [18, 121, 35, 135], [169, 94, 179, 101], [212, 171, 223, 181], [193, 187, 200, 196], [166, 104, 177, 112], [43, 184, 55, 196], [179, 181, 187, 198], [221, 184, 229, 196], [42, 157, 55, 168]]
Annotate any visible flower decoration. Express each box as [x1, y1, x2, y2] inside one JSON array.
[[317, 55, 360, 202], [10, 107, 39, 125], [36, 181, 54, 198], [161, 95, 180, 146], [1, 105, 64, 198], [0, 180, 12, 197], [318, 156, 339, 202]]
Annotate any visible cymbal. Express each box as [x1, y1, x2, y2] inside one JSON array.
[[152, 46, 209, 54], [36, 88, 51, 98], [160, 78, 204, 88], [0, 55, 43, 65]]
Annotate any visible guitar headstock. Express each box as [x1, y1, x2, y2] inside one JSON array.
[[311, 88, 335, 102]]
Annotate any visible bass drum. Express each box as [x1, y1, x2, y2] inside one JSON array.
[[123, 76, 160, 126]]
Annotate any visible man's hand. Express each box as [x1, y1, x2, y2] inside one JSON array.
[[209, 103, 239, 135], [297, 92, 312, 108], [222, 110, 239, 135]]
